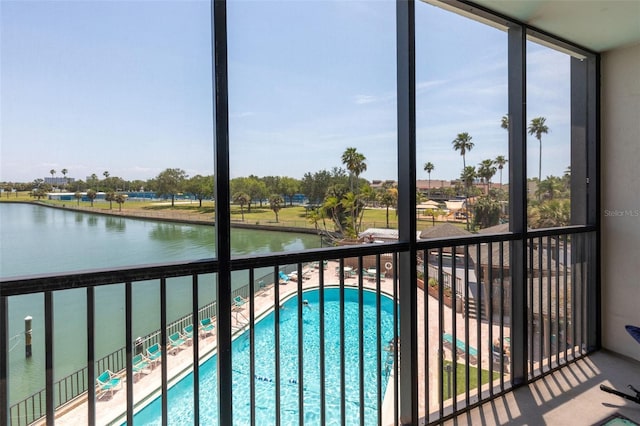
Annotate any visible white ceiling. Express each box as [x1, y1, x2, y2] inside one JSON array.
[[469, 0, 640, 52]]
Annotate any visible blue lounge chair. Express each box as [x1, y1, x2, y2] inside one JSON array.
[[146, 343, 162, 368], [256, 280, 268, 294], [279, 271, 289, 283], [183, 324, 194, 340], [168, 332, 186, 354], [233, 295, 247, 309], [132, 354, 151, 380], [200, 317, 215, 337], [96, 370, 121, 400], [443, 332, 478, 363]]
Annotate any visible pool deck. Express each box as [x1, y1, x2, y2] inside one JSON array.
[[50, 261, 509, 425]]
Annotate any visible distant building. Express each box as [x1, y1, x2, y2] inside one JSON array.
[[45, 177, 74, 185]]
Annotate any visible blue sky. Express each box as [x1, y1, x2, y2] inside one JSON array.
[[1, 0, 571, 184]]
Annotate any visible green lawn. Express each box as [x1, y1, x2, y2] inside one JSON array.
[[1, 194, 467, 232], [442, 360, 501, 399]]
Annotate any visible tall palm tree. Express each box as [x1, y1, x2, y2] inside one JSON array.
[[460, 166, 476, 230], [501, 115, 509, 130], [60, 168, 68, 190], [423, 162, 434, 198], [528, 117, 549, 184], [378, 189, 397, 229], [452, 132, 474, 169], [478, 159, 497, 193], [495, 155, 507, 187], [50, 169, 56, 190], [341, 147, 367, 193]]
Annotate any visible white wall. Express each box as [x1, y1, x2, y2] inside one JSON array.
[[601, 43, 640, 361]]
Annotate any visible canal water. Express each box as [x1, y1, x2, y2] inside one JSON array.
[[0, 203, 322, 404]]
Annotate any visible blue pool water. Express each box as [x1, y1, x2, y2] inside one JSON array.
[[129, 287, 397, 425]]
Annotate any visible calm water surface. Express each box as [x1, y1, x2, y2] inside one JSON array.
[[0, 203, 321, 404]]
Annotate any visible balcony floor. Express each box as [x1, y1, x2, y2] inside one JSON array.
[[444, 350, 640, 425]]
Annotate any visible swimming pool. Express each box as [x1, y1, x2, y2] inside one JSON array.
[[129, 287, 397, 425]]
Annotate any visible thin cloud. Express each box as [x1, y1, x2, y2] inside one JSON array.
[[354, 95, 379, 105], [416, 79, 448, 92], [230, 111, 255, 118]]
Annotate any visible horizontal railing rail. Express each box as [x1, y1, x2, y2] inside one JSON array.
[[1, 228, 596, 426], [6, 261, 301, 426]]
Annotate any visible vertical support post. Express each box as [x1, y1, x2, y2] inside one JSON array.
[[570, 57, 588, 226], [212, 0, 233, 425], [25, 316, 32, 358], [507, 23, 527, 387], [397, 0, 417, 423], [571, 51, 599, 352], [587, 54, 601, 351]]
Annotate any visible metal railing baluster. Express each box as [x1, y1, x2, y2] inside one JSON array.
[[273, 267, 281, 426], [125, 282, 133, 426], [437, 248, 444, 418], [339, 259, 346, 426], [358, 256, 365, 426], [160, 278, 168, 426], [319, 263, 326, 426], [451, 244, 458, 411], [192, 274, 200, 425], [44, 291, 53, 426], [297, 262, 304, 426], [249, 269, 255, 426]]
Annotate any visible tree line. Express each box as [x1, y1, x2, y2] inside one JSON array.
[[4, 113, 569, 230]]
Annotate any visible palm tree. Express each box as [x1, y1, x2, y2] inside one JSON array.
[[61, 168, 68, 190], [339, 192, 357, 237], [86, 189, 97, 207], [461, 166, 476, 192], [341, 147, 367, 193], [528, 116, 549, 184], [501, 115, 509, 130], [378, 189, 397, 229], [105, 191, 116, 210], [233, 192, 251, 221], [50, 169, 56, 190], [74, 192, 82, 206], [460, 166, 476, 230], [269, 194, 283, 223], [423, 162, 434, 198], [495, 155, 507, 187], [451, 132, 474, 169], [115, 194, 127, 212], [478, 159, 497, 193], [322, 195, 344, 235], [536, 176, 564, 200]]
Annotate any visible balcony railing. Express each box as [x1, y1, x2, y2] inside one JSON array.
[[0, 228, 596, 425]]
